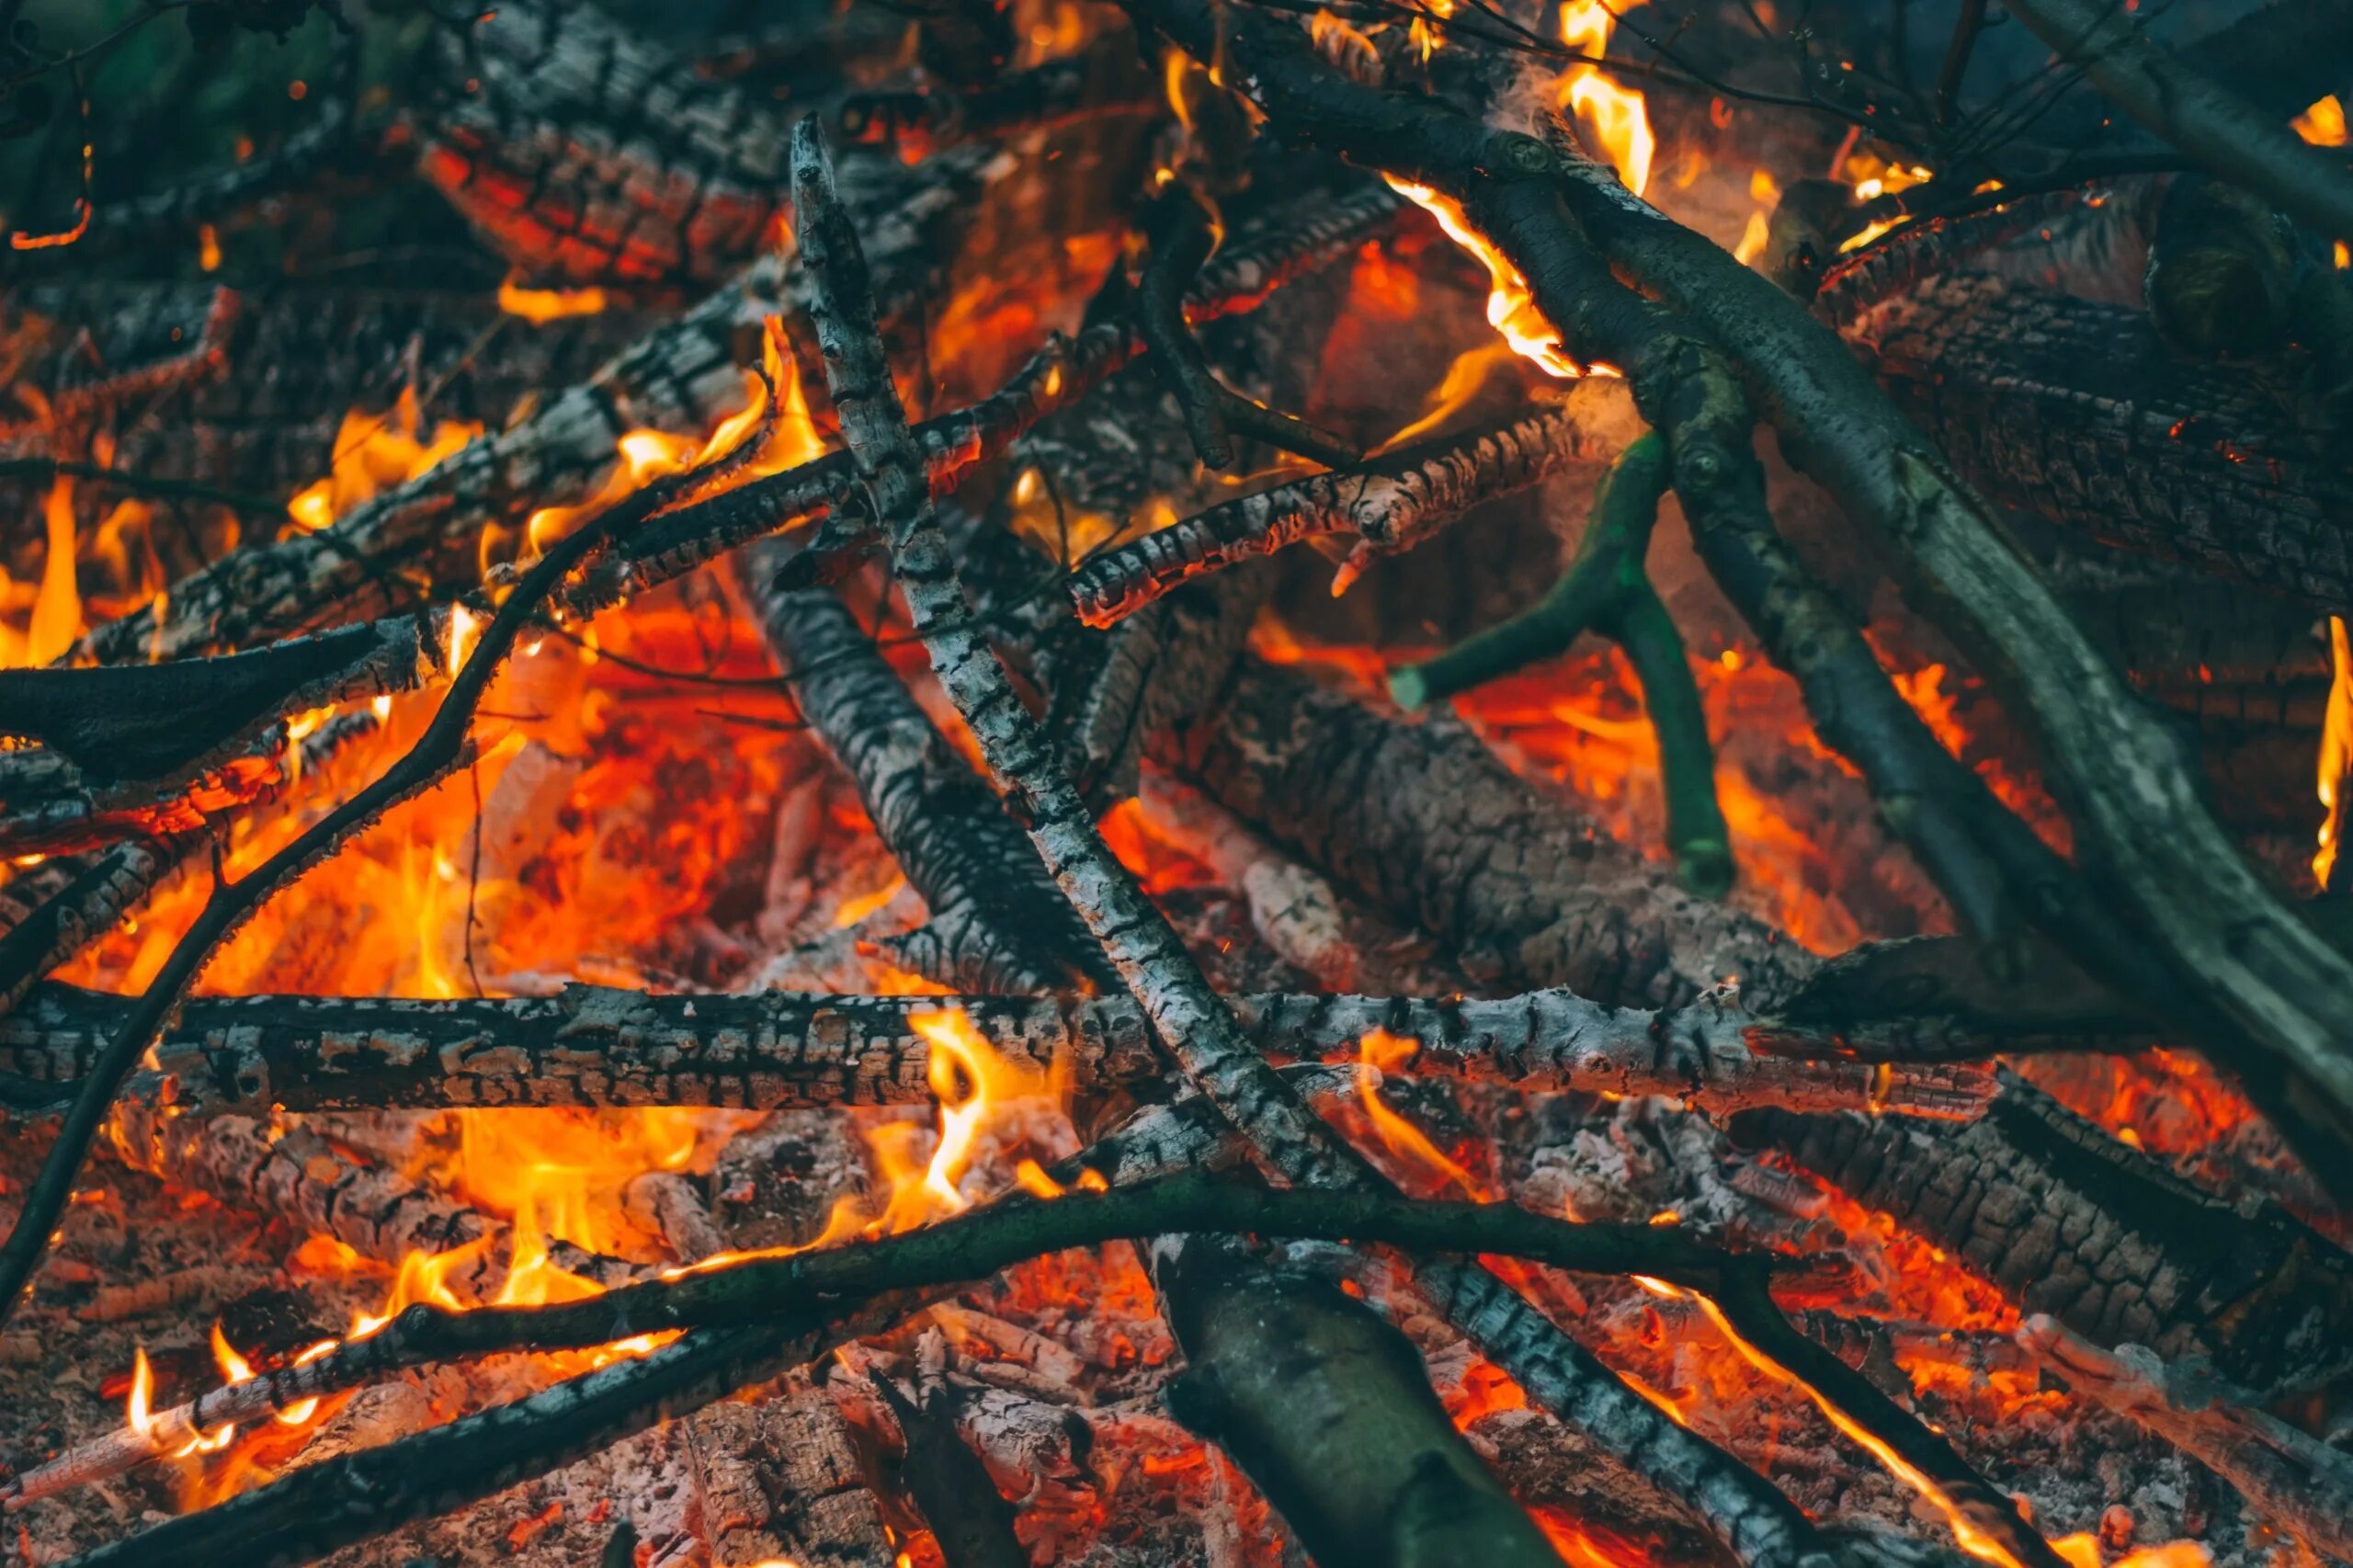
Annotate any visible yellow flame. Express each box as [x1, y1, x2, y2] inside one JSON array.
[[1383, 176, 1589, 378], [1553, 2, 1654, 197], [2314, 616, 2352, 885], [1354, 1028, 1483, 1195], [497, 274, 610, 324], [2294, 95, 2347, 147], [286, 387, 481, 534], [127, 1346, 158, 1439]]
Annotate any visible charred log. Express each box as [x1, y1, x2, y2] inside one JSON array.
[[1731, 1070, 2353, 1396], [2, 979, 1993, 1119], [1162, 656, 1809, 1007], [1851, 272, 2353, 610]]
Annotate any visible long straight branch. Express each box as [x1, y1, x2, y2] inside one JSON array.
[[5, 980, 1999, 1119]]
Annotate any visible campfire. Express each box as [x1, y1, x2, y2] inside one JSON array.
[[0, 1, 2349, 1564]]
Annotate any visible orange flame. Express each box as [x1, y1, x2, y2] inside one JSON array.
[[2315, 616, 2352, 886], [287, 387, 482, 533], [1353, 1028, 1484, 1197], [497, 273, 610, 324], [1553, 2, 1654, 198], [1383, 177, 1596, 379]]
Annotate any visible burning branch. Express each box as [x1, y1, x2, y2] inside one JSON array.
[[18, 1171, 2020, 1553], [6, 977, 1996, 1120], [786, 112, 2031, 1568], [1064, 399, 1608, 626]]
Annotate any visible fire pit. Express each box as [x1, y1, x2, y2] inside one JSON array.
[[0, 1, 2348, 1564]]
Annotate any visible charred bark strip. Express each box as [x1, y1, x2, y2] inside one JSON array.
[[4, 981, 1992, 1119], [1852, 273, 2353, 609], [1154, 1239, 1568, 1568], [1731, 1070, 2353, 1396], [735, 561, 1114, 994], [1065, 401, 1609, 628], [79, 143, 991, 666], [1, 617, 435, 786], [103, 1099, 640, 1294], [1165, 657, 1810, 1008], [790, 119, 1844, 1568]]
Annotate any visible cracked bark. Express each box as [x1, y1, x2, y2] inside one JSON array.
[[5, 980, 1993, 1119], [735, 559, 1114, 994], [1163, 656, 1811, 1008], [1851, 272, 2353, 610], [1732, 1068, 2353, 1396]]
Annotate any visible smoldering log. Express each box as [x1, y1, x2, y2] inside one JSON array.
[[1730, 1069, 2353, 1396], [3, 981, 1993, 1120], [733, 564, 1115, 994], [1153, 1237, 1569, 1568], [684, 1112, 898, 1568], [2015, 1314, 2353, 1562], [417, 0, 800, 286], [1850, 271, 2353, 611], [1161, 656, 1813, 1008]]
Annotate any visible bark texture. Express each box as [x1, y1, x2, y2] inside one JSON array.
[[737, 564, 1113, 994], [1165, 656, 1812, 1008], [6, 981, 1991, 1119], [1853, 272, 2353, 609], [1733, 1070, 2353, 1396]]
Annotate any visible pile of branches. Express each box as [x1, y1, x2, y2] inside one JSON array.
[[0, 0, 2350, 1563]]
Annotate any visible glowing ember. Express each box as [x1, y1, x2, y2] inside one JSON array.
[[496, 273, 610, 323], [2294, 95, 2347, 147]]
